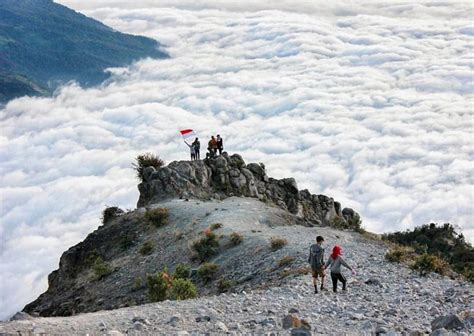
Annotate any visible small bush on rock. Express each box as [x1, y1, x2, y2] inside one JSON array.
[[331, 216, 350, 230], [174, 264, 191, 279], [101, 206, 124, 225], [197, 263, 219, 283], [133, 152, 164, 182], [210, 223, 223, 230], [145, 208, 169, 227], [192, 229, 220, 261], [133, 277, 144, 291], [411, 253, 450, 276], [175, 231, 184, 240], [229, 232, 243, 246], [170, 278, 198, 300], [92, 257, 113, 280], [147, 270, 171, 302], [270, 237, 288, 251], [348, 213, 364, 232], [385, 245, 416, 263], [140, 241, 155, 255], [217, 277, 234, 293]]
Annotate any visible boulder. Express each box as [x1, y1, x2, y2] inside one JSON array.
[[431, 314, 465, 331]]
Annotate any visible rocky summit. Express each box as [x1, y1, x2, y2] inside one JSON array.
[[1, 154, 472, 335], [138, 152, 360, 227]]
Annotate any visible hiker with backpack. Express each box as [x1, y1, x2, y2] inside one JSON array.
[[193, 138, 200, 160], [207, 136, 218, 159], [308, 235, 326, 293], [324, 245, 355, 293]]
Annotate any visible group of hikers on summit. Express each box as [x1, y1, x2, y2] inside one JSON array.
[[184, 134, 224, 161], [308, 236, 355, 293]]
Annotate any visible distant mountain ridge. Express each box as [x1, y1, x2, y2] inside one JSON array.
[[0, 0, 167, 103]]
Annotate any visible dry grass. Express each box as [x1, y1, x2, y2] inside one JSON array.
[[278, 256, 295, 268], [270, 237, 288, 251], [280, 266, 311, 278]]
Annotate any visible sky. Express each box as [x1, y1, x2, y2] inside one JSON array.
[[0, 0, 473, 320]]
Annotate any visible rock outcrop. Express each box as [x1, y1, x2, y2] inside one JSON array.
[[21, 154, 362, 318], [138, 153, 360, 228]]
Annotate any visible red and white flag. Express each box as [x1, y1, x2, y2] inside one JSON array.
[[180, 129, 196, 140]]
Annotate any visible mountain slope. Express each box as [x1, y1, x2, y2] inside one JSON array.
[[21, 153, 361, 317], [0, 153, 472, 334], [2, 202, 473, 334], [0, 0, 167, 103]]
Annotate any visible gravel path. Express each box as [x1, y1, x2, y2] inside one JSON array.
[[1, 198, 472, 335]]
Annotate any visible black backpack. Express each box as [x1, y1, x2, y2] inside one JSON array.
[[309, 245, 324, 268]]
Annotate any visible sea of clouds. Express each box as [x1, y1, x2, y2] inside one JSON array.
[[0, 0, 473, 320]]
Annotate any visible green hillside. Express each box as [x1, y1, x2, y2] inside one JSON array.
[[0, 0, 167, 103]]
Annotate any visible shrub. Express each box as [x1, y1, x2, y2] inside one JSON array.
[[331, 216, 350, 229], [133, 277, 144, 291], [217, 277, 234, 293], [174, 264, 190, 279], [348, 213, 364, 232], [278, 256, 295, 268], [170, 278, 198, 300], [85, 250, 101, 267], [92, 257, 113, 280], [140, 241, 155, 255], [411, 253, 450, 276], [175, 231, 184, 240], [145, 208, 169, 227], [210, 223, 223, 231], [133, 152, 164, 182], [192, 229, 220, 261], [280, 266, 311, 278], [382, 223, 473, 282], [270, 237, 288, 251], [101, 206, 125, 225], [197, 263, 219, 283], [119, 234, 135, 251], [385, 245, 416, 263], [229, 232, 243, 246], [147, 270, 171, 302]]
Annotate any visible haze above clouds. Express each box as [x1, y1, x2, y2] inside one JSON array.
[[1, 0, 473, 320]]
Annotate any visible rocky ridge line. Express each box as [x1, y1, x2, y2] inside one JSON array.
[[138, 152, 360, 228]]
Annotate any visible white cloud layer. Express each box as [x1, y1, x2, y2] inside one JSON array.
[[1, 0, 473, 320]]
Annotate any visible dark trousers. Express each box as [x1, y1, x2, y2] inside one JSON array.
[[195, 150, 200, 160], [218, 147, 223, 155], [330, 272, 346, 292]]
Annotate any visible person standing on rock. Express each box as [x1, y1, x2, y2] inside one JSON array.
[[193, 138, 200, 160], [216, 134, 224, 155], [325, 245, 354, 293], [207, 136, 217, 158], [184, 140, 196, 161], [308, 235, 326, 293]]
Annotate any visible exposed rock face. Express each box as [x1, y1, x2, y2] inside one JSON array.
[[138, 153, 359, 227]]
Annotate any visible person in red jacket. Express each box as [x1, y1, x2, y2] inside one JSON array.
[[325, 245, 355, 292]]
